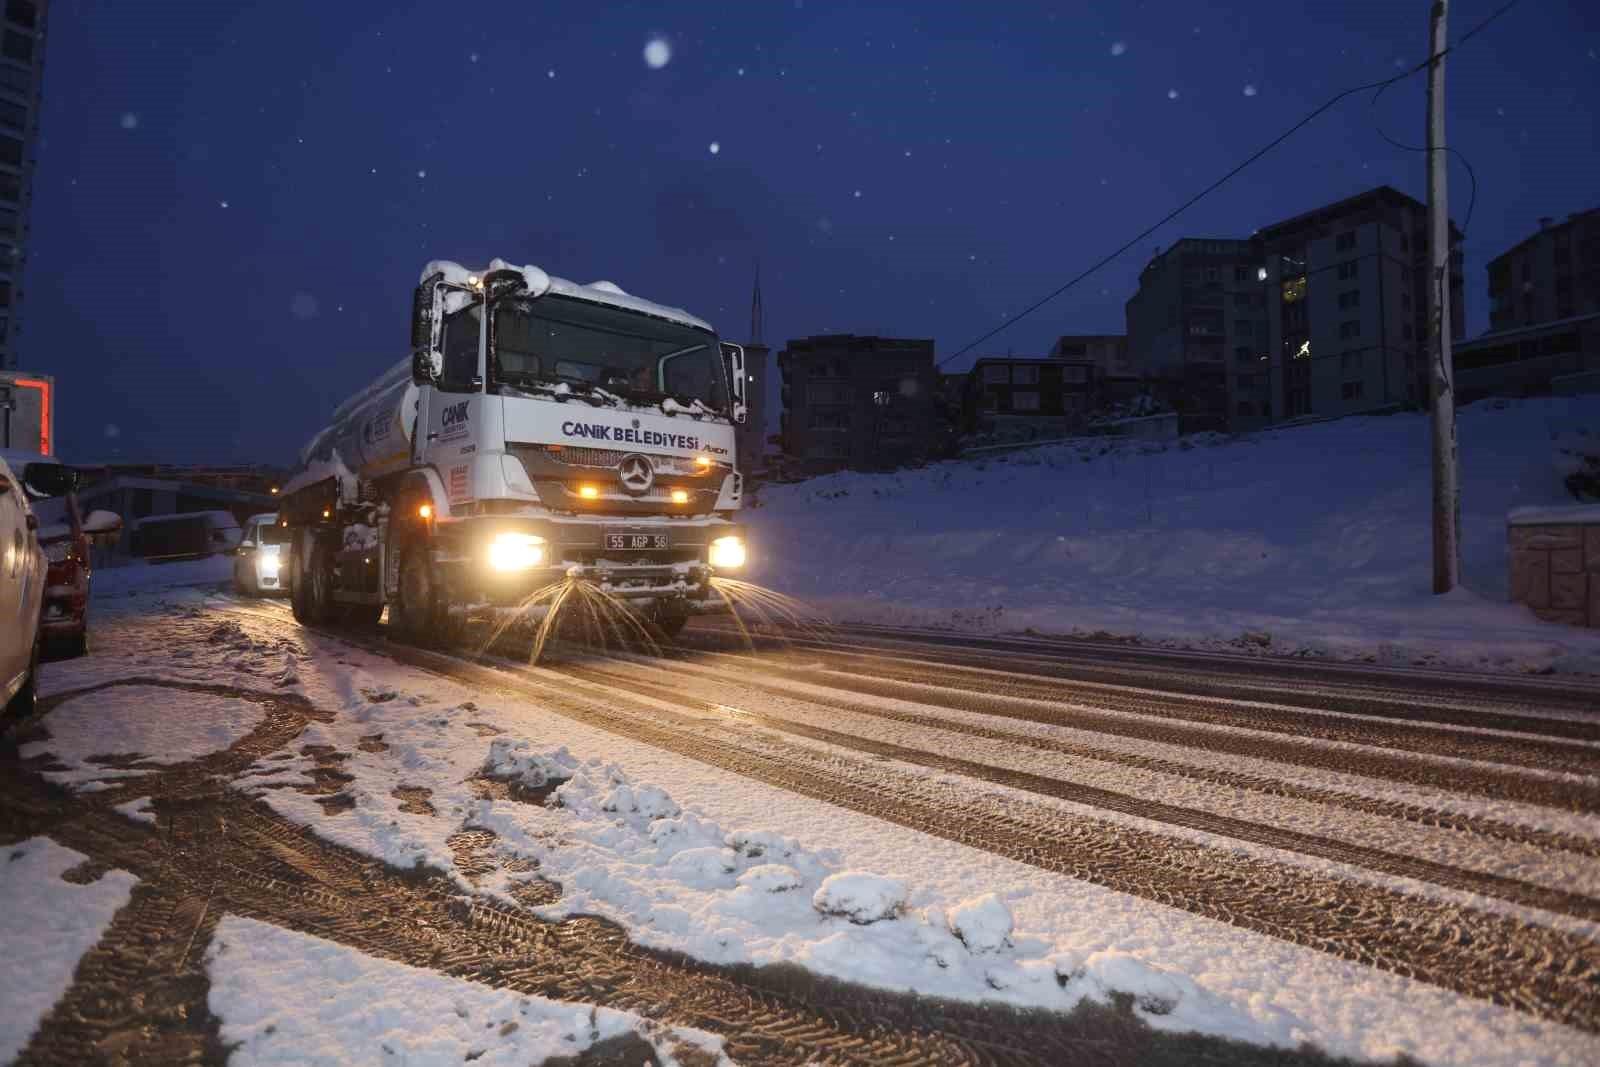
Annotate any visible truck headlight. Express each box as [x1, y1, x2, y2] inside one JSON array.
[[708, 535, 746, 570], [488, 532, 547, 571], [259, 552, 282, 578]]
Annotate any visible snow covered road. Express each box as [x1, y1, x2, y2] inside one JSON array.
[[4, 586, 1599, 1066]]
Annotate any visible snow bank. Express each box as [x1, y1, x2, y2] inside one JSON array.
[[470, 752, 1250, 1029], [748, 396, 1600, 673], [91, 555, 233, 598], [0, 838, 137, 1061], [205, 915, 731, 1067], [22, 685, 262, 789]]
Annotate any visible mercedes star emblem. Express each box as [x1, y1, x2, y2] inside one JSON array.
[[618, 453, 655, 495]]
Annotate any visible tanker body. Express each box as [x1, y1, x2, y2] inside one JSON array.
[[278, 258, 750, 641]]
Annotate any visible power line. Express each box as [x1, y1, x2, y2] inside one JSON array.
[[935, 0, 1524, 370], [1370, 80, 1478, 236]]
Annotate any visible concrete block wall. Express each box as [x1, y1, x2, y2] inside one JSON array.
[[1508, 508, 1600, 628]]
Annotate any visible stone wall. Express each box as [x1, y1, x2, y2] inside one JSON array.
[[1508, 507, 1600, 628]]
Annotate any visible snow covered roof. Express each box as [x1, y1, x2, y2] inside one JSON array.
[[420, 259, 714, 334]]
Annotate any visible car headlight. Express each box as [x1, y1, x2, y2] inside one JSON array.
[[488, 532, 547, 572], [708, 535, 746, 570]]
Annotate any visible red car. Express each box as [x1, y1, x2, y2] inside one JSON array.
[[2, 450, 121, 658]]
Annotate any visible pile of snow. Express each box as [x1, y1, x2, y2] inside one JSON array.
[[812, 872, 906, 924], [206, 916, 731, 1066], [748, 396, 1600, 673], [469, 752, 1245, 1031], [483, 739, 579, 788], [1, 838, 137, 1060], [22, 685, 263, 790]]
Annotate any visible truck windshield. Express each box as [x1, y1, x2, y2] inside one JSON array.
[[491, 295, 727, 412]]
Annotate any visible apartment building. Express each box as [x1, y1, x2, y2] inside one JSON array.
[[1487, 207, 1600, 332], [1124, 238, 1268, 432], [777, 334, 937, 472], [0, 0, 43, 369], [1257, 186, 1463, 421]]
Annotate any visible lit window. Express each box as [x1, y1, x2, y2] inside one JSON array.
[[1281, 276, 1307, 303]]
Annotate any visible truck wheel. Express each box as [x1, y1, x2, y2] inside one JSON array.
[[392, 541, 452, 645], [293, 536, 336, 625], [289, 538, 311, 622]]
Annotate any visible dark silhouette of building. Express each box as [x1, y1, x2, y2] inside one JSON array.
[[778, 334, 936, 472], [1049, 334, 1132, 378], [0, 0, 46, 369], [1453, 311, 1600, 404], [1487, 208, 1600, 332], [1257, 185, 1463, 422], [965, 356, 1098, 428], [1124, 238, 1265, 433]]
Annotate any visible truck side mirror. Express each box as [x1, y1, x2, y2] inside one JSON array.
[[412, 348, 442, 385], [721, 342, 748, 426], [410, 281, 433, 350], [22, 461, 78, 498]]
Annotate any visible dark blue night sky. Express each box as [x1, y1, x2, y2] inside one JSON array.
[[25, 0, 1600, 465]]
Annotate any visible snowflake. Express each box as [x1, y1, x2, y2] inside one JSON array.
[[290, 292, 319, 320], [219, 200, 229, 208], [1243, 84, 1257, 97], [708, 141, 720, 155], [853, 189, 862, 198], [119, 112, 139, 130], [469, 52, 479, 63], [417, 169, 426, 178], [104, 424, 120, 439], [644, 37, 671, 69], [547, 69, 555, 79], [737, 67, 746, 76], [1110, 41, 1126, 57], [1167, 88, 1179, 100]]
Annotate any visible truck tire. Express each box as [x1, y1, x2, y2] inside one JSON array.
[[391, 540, 453, 645], [652, 609, 689, 640], [291, 534, 336, 625]]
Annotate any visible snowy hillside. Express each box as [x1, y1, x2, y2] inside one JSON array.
[[748, 396, 1600, 674]]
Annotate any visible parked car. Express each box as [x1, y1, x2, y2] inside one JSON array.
[[234, 512, 289, 596], [6, 450, 123, 658], [1, 452, 48, 717], [129, 510, 242, 562]]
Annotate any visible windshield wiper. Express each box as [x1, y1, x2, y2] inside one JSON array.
[[501, 374, 621, 408]]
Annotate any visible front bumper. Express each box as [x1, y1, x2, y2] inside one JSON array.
[[431, 513, 745, 608]]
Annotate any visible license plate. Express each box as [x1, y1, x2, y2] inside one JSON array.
[[604, 529, 670, 550]]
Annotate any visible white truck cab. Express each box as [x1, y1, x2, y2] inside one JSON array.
[[280, 259, 749, 641]]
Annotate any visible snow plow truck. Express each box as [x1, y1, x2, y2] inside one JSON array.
[[278, 259, 749, 641]]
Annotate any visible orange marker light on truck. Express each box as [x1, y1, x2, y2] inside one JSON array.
[[418, 504, 432, 519], [670, 489, 689, 504], [578, 485, 599, 499], [693, 455, 712, 470]]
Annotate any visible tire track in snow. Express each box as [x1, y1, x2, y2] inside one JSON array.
[[661, 650, 1600, 813], [582, 654, 1600, 860], [807, 624, 1600, 722], [560, 661, 1600, 923], [741, 652, 1600, 776]]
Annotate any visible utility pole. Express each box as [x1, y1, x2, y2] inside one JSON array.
[[1427, 0, 1460, 594]]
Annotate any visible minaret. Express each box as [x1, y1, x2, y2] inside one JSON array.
[[738, 261, 770, 477]]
